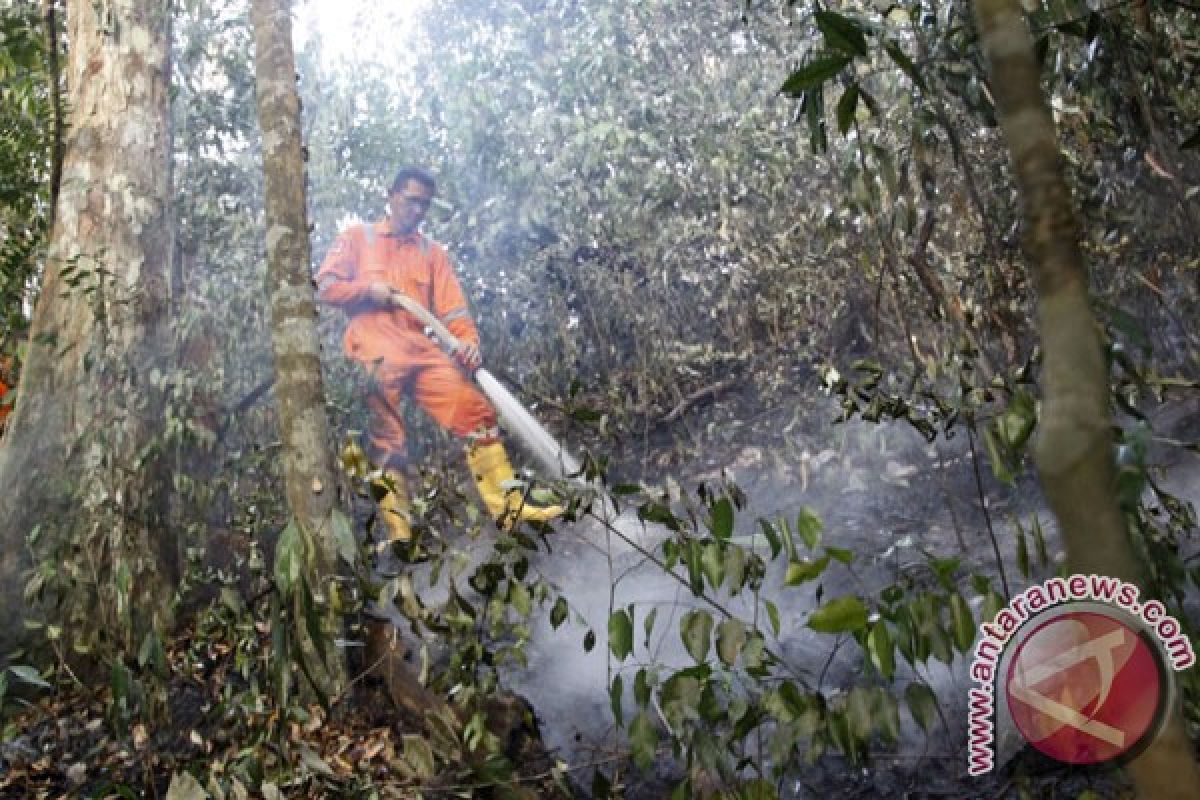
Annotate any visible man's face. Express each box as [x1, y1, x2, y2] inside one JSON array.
[[388, 179, 434, 235]]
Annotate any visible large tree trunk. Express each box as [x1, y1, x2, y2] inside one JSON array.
[[971, 1, 1200, 797], [0, 0, 175, 658], [250, 0, 346, 697]]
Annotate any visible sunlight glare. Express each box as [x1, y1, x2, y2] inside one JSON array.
[[294, 0, 432, 68]]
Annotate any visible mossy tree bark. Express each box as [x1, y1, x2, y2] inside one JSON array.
[[971, 0, 1200, 796], [0, 0, 175, 658], [250, 0, 346, 698]]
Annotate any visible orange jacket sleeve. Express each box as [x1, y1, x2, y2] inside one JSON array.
[[429, 244, 481, 347], [316, 227, 375, 308]]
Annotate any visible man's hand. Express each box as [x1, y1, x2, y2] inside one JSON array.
[[366, 282, 394, 307], [452, 341, 482, 371]]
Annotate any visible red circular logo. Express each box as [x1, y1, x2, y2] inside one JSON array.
[[1005, 611, 1165, 765]]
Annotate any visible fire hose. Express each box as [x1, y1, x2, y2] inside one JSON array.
[[386, 289, 583, 482]]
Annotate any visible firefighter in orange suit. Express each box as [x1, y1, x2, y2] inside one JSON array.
[[317, 167, 562, 561], [0, 353, 14, 436], [0, 376, 11, 435]]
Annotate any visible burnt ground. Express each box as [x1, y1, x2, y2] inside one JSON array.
[[504, 391, 1200, 799], [2, 392, 1197, 799]]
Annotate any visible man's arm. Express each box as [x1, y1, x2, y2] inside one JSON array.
[[315, 227, 388, 308], [428, 244, 483, 369], [429, 245, 481, 346]]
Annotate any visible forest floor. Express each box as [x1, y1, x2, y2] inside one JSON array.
[[1, 391, 1197, 799]]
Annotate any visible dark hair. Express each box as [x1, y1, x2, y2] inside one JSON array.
[[389, 167, 437, 195]]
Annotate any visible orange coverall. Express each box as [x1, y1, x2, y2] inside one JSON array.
[[317, 222, 498, 466], [0, 355, 13, 433], [0, 378, 10, 432]]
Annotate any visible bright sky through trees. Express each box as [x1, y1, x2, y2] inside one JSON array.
[[294, 0, 431, 67]]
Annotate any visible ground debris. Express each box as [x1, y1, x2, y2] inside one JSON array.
[[0, 624, 572, 799]]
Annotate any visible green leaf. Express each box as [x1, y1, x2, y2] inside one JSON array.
[[299, 577, 331, 670], [796, 508, 823, 549], [583, 629, 596, 653], [1015, 519, 1031, 580], [998, 390, 1037, 450], [868, 622, 895, 679], [643, 607, 658, 647], [785, 555, 830, 586], [906, 683, 941, 733], [717, 618, 747, 666], [950, 592, 976, 653], [684, 539, 704, 595], [610, 674, 624, 725], [701, 541, 725, 589], [273, 519, 303, 594], [930, 557, 960, 590], [846, 687, 875, 741], [725, 545, 747, 593], [680, 610, 714, 663], [815, 11, 868, 57], [875, 688, 901, 743], [8, 665, 49, 690], [634, 668, 652, 707], [609, 610, 634, 661], [742, 633, 768, 674], [981, 426, 1016, 486], [981, 591, 1004, 624], [661, 674, 703, 730], [629, 711, 658, 771], [826, 546, 854, 565], [709, 496, 733, 539], [402, 734, 436, 779], [734, 779, 778, 800], [780, 53, 852, 96], [329, 509, 357, 566], [765, 600, 781, 637], [509, 580, 532, 617], [807, 595, 868, 634], [828, 707, 857, 762], [836, 84, 860, 135], [758, 518, 782, 559], [638, 502, 681, 531], [884, 40, 925, 90], [893, 607, 916, 665], [137, 631, 165, 675], [550, 596, 568, 629]]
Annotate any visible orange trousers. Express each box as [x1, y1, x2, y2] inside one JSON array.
[[355, 331, 497, 467]]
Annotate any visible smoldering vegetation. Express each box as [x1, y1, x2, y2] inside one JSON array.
[[2, 0, 1198, 797]]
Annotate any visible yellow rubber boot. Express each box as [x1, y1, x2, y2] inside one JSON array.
[[466, 441, 563, 529], [371, 470, 413, 544]]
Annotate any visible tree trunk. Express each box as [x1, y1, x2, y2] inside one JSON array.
[[0, 0, 175, 658], [41, 0, 64, 233], [250, 0, 346, 697], [971, 1, 1200, 796]]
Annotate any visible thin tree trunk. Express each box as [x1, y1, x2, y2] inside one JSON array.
[[41, 0, 64, 235], [250, 0, 346, 697], [0, 0, 175, 656], [971, 1, 1200, 796]]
